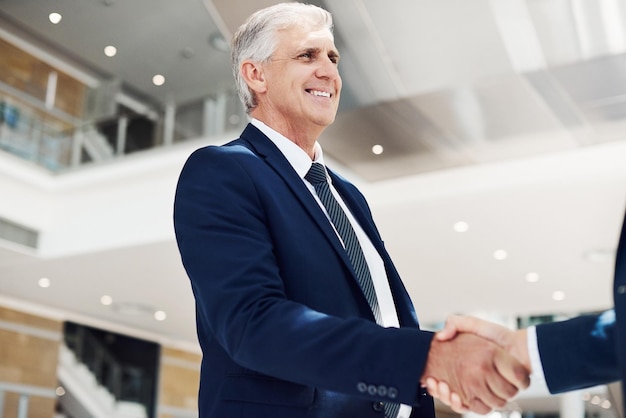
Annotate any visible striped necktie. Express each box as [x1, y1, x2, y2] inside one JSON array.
[[305, 163, 400, 418]]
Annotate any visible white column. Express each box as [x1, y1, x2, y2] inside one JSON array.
[[116, 115, 128, 155], [163, 102, 176, 146], [560, 390, 585, 418]]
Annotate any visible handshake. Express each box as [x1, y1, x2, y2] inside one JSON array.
[[421, 315, 532, 415]]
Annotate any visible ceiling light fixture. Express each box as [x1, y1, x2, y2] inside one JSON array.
[[208, 32, 229, 52], [152, 74, 165, 86], [112, 302, 155, 315], [552, 290, 565, 301], [493, 249, 507, 260], [181, 47, 195, 59], [154, 310, 167, 321], [583, 248, 615, 263], [453, 221, 469, 232], [38, 277, 51, 288], [525, 272, 540, 283], [104, 45, 117, 57], [100, 295, 113, 306], [49, 13, 62, 24], [371, 145, 384, 155]]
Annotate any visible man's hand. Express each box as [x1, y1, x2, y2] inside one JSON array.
[[424, 315, 532, 413], [421, 332, 530, 415], [437, 315, 531, 371]]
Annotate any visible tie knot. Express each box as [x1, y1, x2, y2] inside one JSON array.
[[305, 163, 328, 185]]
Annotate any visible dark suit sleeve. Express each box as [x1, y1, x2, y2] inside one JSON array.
[[536, 310, 620, 393], [173, 146, 434, 406]]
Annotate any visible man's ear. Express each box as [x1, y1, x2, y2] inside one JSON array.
[[241, 60, 267, 94]]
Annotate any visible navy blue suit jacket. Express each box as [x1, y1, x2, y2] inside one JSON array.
[[536, 211, 625, 409], [174, 124, 436, 417]]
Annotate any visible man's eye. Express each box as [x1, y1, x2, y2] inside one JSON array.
[[299, 52, 313, 59]]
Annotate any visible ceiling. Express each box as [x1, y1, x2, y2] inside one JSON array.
[[1, 0, 626, 415]]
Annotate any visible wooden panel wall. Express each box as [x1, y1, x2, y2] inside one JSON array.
[[0, 306, 61, 418], [0, 37, 86, 118], [157, 346, 201, 418]]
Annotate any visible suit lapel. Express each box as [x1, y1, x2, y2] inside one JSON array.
[[330, 168, 419, 328], [329, 171, 383, 255], [237, 125, 360, 284], [235, 124, 416, 325]]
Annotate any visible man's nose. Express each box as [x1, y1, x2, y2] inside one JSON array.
[[316, 57, 339, 79]]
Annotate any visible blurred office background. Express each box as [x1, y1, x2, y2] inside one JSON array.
[[1, 0, 626, 417]]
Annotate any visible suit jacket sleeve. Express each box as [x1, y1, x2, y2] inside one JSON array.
[[173, 145, 434, 406], [536, 310, 620, 393]]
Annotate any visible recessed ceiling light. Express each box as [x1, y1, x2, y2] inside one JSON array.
[[154, 310, 167, 321], [49, 13, 62, 24], [371, 144, 384, 155], [601, 400, 612, 409], [152, 74, 165, 86], [583, 248, 615, 263], [38, 277, 51, 288], [181, 47, 195, 59], [104, 45, 117, 57], [552, 290, 565, 301], [525, 272, 540, 283], [453, 221, 469, 232], [208, 32, 229, 52], [100, 295, 113, 306], [112, 302, 154, 315], [55, 386, 66, 396], [591, 395, 601, 405], [493, 249, 507, 260]]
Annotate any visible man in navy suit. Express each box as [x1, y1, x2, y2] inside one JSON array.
[[428, 212, 625, 413], [173, 3, 529, 417]]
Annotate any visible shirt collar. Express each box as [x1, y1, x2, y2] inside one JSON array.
[[250, 118, 327, 180]]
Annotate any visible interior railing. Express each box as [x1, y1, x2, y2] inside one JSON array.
[[0, 80, 246, 174], [0, 381, 56, 418], [64, 325, 152, 410]]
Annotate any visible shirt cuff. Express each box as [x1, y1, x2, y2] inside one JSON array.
[[526, 325, 547, 385]]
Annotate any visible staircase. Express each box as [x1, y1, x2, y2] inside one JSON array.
[[57, 344, 147, 418]]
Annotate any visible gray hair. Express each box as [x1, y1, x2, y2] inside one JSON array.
[[231, 2, 334, 113]]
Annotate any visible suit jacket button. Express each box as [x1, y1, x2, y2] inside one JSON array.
[[377, 385, 388, 396], [357, 382, 368, 393], [618, 285, 626, 294], [388, 387, 398, 399], [372, 401, 385, 412], [368, 384, 378, 395]]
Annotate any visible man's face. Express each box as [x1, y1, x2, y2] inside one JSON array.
[[259, 25, 342, 134]]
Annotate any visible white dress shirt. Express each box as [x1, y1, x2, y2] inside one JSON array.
[[251, 119, 411, 417], [527, 326, 548, 385]]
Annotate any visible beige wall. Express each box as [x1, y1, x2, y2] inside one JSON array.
[[0, 306, 61, 418]]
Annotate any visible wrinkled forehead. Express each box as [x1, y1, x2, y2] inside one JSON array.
[[275, 24, 336, 49]]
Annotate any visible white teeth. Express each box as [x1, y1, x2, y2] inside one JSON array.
[[310, 90, 330, 98]]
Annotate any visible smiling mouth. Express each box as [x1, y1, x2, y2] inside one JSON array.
[[306, 89, 331, 98]]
